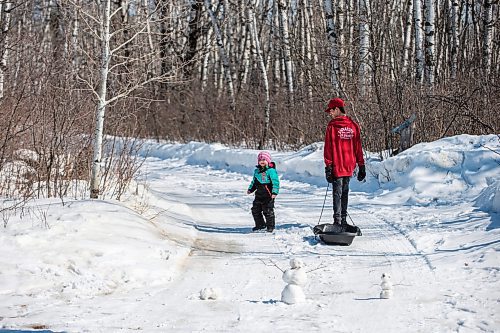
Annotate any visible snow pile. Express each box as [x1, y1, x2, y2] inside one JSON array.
[[0, 200, 190, 301], [475, 178, 500, 213], [368, 134, 500, 205]]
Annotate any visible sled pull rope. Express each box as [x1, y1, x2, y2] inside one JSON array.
[[317, 183, 330, 225]]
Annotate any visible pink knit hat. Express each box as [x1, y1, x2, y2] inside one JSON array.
[[257, 151, 272, 164]]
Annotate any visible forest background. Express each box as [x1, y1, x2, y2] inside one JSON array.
[[0, 0, 498, 200]]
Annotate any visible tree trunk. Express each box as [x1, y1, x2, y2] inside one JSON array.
[[205, 0, 236, 111], [402, 0, 413, 77], [413, 0, 424, 84], [278, 0, 294, 104], [482, 0, 493, 75], [358, 0, 371, 96], [450, 0, 459, 79], [90, 0, 112, 199], [324, 0, 341, 92], [248, 2, 271, 149], [424, 0, 435, 86], [0, 1, 12, 100]]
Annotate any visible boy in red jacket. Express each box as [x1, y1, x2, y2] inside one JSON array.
[[323, 98, 366, 226]]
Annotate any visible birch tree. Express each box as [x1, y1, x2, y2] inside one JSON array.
[[413, 0, 424, 84], [0, 1, 12, 99], [324, 0, 341, 92], [358, 0, 371, 96], [71, 0, 183, 198], [482, 0, 493, 75], [248, 1, 271, 149], [424, 0, 435, 86], [401, 0, 413, 77], [277, 0, 294, 104], [449, 0, 459, 79], [204, 0, 236, 111]]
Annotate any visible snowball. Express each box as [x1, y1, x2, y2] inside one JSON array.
[[199, 287, 220, 300], [282, 268, 307, 286], [289, 258, 304, 269], [380, 289, 393, 299], [281, 284, 305, 304]]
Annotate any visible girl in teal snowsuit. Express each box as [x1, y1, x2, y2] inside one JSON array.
[[247, 151, 280, 232]]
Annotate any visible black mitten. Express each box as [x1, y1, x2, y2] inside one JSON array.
[[325, 165, 334, 183], [357, 165, 366, 181]]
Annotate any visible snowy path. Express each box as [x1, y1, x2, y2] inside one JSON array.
[[126, 158, 493, 332], [1, 147, 498, 333]]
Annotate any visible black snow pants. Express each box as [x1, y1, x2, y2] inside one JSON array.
[[251, 198, 275, 230]]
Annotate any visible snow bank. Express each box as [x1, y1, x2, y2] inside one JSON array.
[[0, 200, 190, 300], [369, 134, 500, 204], [139, 135, 500, 207], [475, 178, 500, 213]]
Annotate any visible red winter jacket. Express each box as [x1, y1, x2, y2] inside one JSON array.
[[324, 115, 365, 177]]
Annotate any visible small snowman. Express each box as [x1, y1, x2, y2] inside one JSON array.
[[200, 287, 220, 300], [281, 258, 307, 304], [379, 273, 393, 299]]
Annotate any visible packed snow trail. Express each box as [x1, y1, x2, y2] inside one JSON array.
[[1, 142, 498, 332], [125, 157, 492, 332]]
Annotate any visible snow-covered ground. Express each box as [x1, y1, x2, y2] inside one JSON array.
[[1, 134, 499, 332]]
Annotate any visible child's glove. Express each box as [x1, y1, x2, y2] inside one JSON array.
[[325, 165, 334, 183], [357, 165, 366, 181]]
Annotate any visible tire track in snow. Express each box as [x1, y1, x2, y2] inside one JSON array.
[[355, 204, 435, 272]]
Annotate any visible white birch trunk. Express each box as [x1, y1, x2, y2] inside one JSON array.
[[304, 0, 313, 99], [358, 0, 370, 96], [270, 1, 281, 92], [90, 0, 112, 199], [324, 0, 341, 91], [278, 0, 294, 104], [337, 0, 345, 55], [240, 26, 252, 88], [299, 3, 306, 87], [205, 0, 236, 111], [482, 0, 493, 74], [201, 28, 213, 92], [450, 0, 459, 79], [248, 2, 271, 149], [0, 1, 12, 100], [402, 0, 413, 76], [413, 0, 424, 84], [424, 0, 435, 86], [348, 0, 355, 77]]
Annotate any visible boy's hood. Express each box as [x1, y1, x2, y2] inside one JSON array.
[[328, 115, 354, 128]]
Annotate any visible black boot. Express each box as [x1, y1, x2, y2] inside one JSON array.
[[263, 206, 275, 232], [251, 203, 266, 231]]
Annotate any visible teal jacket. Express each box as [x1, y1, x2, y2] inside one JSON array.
[[248, 164, 280, 200]]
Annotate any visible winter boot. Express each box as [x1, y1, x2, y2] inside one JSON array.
[[263, 208, 275, 232], [252, 225, 267, 231]]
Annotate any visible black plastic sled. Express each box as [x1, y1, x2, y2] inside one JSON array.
[[313, 223, 362, 246]]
